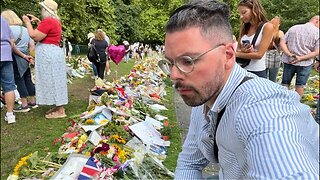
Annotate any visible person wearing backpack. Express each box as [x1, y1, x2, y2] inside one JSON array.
[[87, 32, 98, 79], [89, 29, 108, 80], [236, 0, 273, 78]]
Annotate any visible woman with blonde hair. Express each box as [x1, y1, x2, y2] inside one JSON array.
[[236, 0, 274, 78], [89, 29, 109, 79], [1, 9, 37, 113], [265, 16, 284, 82], [22, 0, 68, 119]]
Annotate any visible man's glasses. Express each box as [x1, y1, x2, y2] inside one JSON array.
[[158, 44, 224, 75]]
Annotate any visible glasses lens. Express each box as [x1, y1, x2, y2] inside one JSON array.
[[158, 60, 172, 75], [176, 56, 194, 73]]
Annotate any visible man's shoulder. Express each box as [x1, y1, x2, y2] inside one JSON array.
[[232, 77, 290, 103]]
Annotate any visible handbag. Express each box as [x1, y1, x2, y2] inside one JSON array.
[[13, 26, 29, 77], [236, 22, 265, 68]]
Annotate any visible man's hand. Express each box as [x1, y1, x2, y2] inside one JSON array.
[[288, 54, 302, 64]]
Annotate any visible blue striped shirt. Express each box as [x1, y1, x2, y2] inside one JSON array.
[[175, 64, 319, 179]]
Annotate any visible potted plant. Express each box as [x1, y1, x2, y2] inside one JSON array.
[[160, 120, 171, 141]]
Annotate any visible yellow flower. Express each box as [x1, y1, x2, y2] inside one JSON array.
[[12, 153, 32, 176], [80, 134, 87, 142], [116, 136, 126, 144], [305, 94, 314, 101], [85, 119, 95, 125], [99, 119, 109, 125], [117, 149, 129, 163]]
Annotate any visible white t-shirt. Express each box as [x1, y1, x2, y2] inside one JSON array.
[[240, 24, 267, 72]]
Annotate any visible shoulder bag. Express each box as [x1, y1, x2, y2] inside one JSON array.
[[236, 22, 265, 68], [15, 26, 23, 45]]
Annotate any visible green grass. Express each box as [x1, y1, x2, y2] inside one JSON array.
[[161, 78, 182, 173], [1, 57, 181, 179]]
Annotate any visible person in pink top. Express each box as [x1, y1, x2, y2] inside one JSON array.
[[22, 0, 68, 119]]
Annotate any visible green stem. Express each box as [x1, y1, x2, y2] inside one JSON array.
[[28, 169, 45, 173], [40, 160, 62, 168]]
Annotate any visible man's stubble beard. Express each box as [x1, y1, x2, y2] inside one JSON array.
[[176, 72, 224, 107]]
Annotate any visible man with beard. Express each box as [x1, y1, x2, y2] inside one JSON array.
[[158, 0, 319, 179]]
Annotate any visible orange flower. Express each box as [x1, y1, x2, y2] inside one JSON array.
[[163, 120, 169, 127], [161, 120, 171, 135]]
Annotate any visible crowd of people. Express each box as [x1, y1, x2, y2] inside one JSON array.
[[156, 0, 319, 179], [1, 0, 68, 122], [86, 30, 160, 80]]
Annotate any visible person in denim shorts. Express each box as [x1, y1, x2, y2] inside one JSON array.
[[280, 15, 319, 97], [281, 63, 313, 91], [1, 16, 16, 124]]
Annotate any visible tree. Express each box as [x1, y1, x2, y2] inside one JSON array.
[[2, 0, 318, 44], [261, 0, 319, 32]]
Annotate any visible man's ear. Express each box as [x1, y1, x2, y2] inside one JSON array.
[[225, 43, 236, 64]]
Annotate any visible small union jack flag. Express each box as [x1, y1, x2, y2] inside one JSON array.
[[78, 157, 103, 179], [116, 87, 127, 101]]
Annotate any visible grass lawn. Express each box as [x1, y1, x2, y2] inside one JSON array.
[[0, 57, 181, 179]]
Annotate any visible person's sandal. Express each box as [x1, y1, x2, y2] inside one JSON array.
[[28, 102, 38, 109], [45, 111, 67, 119]]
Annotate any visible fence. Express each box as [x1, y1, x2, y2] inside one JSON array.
[[71, 44, 88, 56]]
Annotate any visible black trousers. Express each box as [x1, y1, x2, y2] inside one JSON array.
[[93, 61, 106, 79], [12, 58, 35, 98]]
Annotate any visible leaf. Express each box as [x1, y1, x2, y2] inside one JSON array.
[[29, 151, 40, 169]]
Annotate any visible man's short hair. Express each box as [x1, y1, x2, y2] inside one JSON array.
[[165, 0, 233, 43]]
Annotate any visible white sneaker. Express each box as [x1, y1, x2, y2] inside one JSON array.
[[5, 115, 16, 124]]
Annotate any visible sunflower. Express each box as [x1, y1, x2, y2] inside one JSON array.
[[13, 153, 32, 176]]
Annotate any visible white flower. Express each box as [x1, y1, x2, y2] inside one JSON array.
[[7, 174, 19, 180]]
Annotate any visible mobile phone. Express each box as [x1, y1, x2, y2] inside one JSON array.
[[242, 40, 250, 47], [289, 54, 296, 62], [27, 15, 32, 20]]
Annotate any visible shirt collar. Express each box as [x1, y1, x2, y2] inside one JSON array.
[[203, 64, 248, 117]]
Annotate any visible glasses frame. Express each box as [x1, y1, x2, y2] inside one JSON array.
[[158, 43, 224, 75]]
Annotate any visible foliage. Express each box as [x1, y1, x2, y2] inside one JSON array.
[[101, 121, 132, 141], [110, 0, 141, 43], [261, 0, 319, 32], [1, 0, 318, 45], [222, 0, 241, 37]]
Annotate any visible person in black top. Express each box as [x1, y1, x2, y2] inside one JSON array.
[[89, 29, 108, 79], [65, 39, 70, 57]]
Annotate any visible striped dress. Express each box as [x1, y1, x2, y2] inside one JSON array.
[[35, 43, 68, 106]]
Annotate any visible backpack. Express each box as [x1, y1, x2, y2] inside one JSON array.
[[87, 43, 100, 62]]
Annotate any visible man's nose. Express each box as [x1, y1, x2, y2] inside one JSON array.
[[170, 65, 183, 81]]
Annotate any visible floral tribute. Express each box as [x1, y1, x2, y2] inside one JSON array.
[[8, 56, 176, 179]]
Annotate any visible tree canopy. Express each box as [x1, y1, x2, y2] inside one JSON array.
[[2, 0, 318, 45]]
